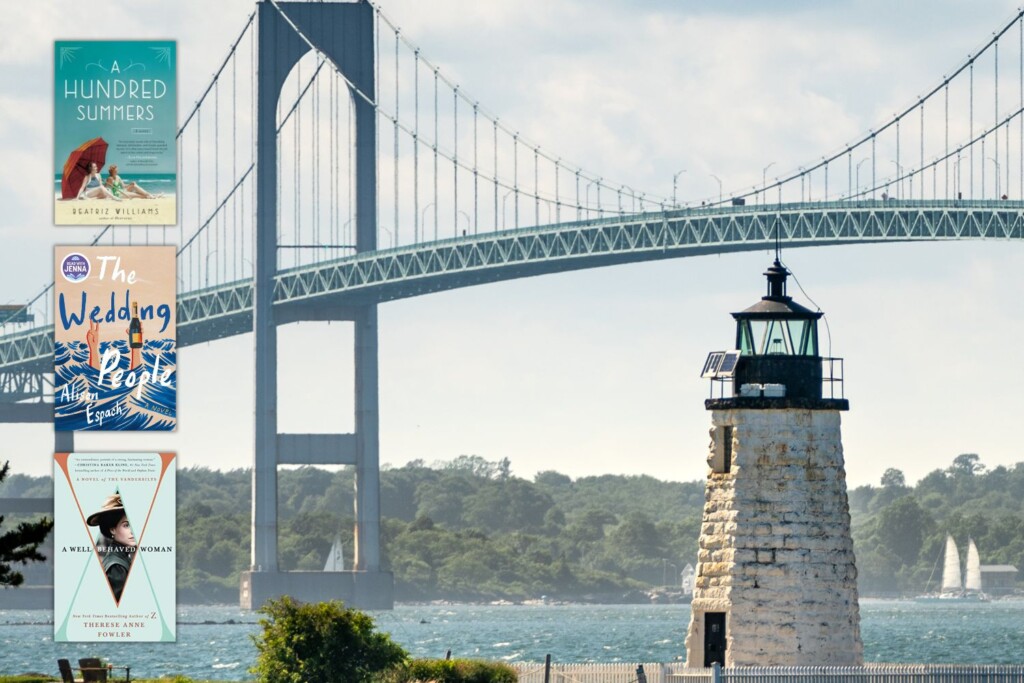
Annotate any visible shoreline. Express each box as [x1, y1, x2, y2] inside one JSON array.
[[6, 595, 1006, 616]]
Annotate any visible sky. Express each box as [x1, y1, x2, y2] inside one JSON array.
[[3, 0, 1024, 487]]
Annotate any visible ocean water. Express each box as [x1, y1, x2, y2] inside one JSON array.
[[2, 600, 1024, 679], [54, 340, 176, 431], [54, 174, 177, 198], [54, 173, 177, 184]]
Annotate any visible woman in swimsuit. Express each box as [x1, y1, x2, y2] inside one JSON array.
[[105, 165, 157, 199], [77, 162, 118, 200]]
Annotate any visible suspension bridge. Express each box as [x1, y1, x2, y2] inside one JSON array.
[[5, 1, 1024, 609]]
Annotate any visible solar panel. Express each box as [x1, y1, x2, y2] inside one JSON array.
[[701, 352, 725, 378], [717, 351, 741, 377]]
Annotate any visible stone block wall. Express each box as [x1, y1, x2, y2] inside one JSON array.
[[683, 408, 863, 666]]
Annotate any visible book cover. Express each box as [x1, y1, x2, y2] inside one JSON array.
[[54, 40, 177, 225], [53, 452, 176, 642], [54, 246, 176, 431]]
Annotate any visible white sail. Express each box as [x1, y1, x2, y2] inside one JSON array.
[[940, 535, 962, 593], [965, 538, 983, 592], [323, 535, 344, 571]]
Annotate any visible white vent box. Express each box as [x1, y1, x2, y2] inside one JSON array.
[[739, 383, 763, 397]]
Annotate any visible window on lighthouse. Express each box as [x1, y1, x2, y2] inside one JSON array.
[[711, 425, 734, 474], [739, 319, 817, 356]]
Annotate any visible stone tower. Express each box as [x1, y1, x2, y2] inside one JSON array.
[[683, 259, 862, 667]]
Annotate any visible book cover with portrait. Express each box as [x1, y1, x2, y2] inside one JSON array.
[[54, 452, 176, 642], [54, 246, 176, 431], [54, 40, 177, 225]]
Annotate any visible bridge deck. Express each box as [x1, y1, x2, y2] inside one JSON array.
[[3, 199, 1023, 375]]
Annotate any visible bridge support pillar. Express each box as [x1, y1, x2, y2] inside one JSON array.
[[354, 305, 381, 571], [55, 430, 73, 455], [242, 0, 392, 610]]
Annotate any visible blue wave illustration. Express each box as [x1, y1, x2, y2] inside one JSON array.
[[54, 339, 176, 431]]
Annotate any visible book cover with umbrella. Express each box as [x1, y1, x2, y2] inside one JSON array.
[[54, 40, 176, 225], [54, 452, 176, 642], [54, 246, 176, 431]]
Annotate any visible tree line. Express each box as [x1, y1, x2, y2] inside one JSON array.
[[2, 453, 1021, 601]]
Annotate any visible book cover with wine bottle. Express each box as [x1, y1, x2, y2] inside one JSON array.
[[54, 246, 176, 431], [54, 451, 176, 642]]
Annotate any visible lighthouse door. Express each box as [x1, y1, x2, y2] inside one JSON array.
[[704, 612, 726, 667]]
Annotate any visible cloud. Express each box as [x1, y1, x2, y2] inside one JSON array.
[[5, 0, 1024, 488]]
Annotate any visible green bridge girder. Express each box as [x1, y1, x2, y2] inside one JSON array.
[[3, 199, 1023, 379]]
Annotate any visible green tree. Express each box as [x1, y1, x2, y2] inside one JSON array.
[[251, 597, 406, 683], [0, 461, 54, 587], [874, 496, 934, 567], [948, 453, 985, 477], [880, 468, 906, 489]]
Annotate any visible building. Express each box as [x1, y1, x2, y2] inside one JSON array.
[[684, 258, 862, 667], [980, 565, 1019, 596], [681, 563, 695, 594]]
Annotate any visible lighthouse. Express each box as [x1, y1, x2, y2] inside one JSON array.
[[683, 259, 862, 667]]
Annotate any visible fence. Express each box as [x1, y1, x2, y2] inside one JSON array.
[[509, 663, 1024, 683]]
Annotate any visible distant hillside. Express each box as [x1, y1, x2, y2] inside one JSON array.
[[848, 454, 1024, 594], [3, 453, 1021, 601]]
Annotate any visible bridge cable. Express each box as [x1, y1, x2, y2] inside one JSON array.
[[414, 49, 419, 243], [896, 116, 900, 199], [454, 85, 459, 238], [176, 60, 329, 257], [473, 103, 479, 233], [920, 101, 925, 200], [395, 28, 400, 247], [514, 132, 519, 228], [493, 118, 499, 229], [996, 41, 1000, 198], [233, 47, 238, 281], [433, 67, 439, 239], [970, 61, 975, 197], [215, 78, 220, 286], [728, 9, 1024, 206], [945, 82, 950, 198]]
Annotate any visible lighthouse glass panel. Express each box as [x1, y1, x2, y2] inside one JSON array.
[[788, 319, 810, 355], [745, 320, 768, 354], [739, 318, 819, 355], [765, 320, 789, 354]]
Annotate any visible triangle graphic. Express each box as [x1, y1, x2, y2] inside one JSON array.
[[87, 488, 138, 605], [54, 453, 173, 608]]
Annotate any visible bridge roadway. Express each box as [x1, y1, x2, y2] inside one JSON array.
[[4, 198, 1024, 377]]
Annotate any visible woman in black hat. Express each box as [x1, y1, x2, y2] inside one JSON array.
[[86, 494, 136, 602]]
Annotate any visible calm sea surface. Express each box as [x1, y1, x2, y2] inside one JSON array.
[[2, 600, 1024, 679]]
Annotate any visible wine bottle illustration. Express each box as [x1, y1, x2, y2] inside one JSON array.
[[129, 301, 143, 349]]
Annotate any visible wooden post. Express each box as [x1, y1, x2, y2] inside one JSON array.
[[544, 654, 551, 683]]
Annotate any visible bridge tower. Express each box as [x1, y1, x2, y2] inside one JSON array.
[[685, 260, 861, 666], [239, 0, 393, 610]]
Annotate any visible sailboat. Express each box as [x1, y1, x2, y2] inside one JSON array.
[[323, 534, 345, 571], [915, 535, 990, 602], [962, 538, 988, 600]]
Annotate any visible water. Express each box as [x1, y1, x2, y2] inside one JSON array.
[[54, 340, 176, 430], [3, 600, 1024, 678], [54, 173, 177, 197]]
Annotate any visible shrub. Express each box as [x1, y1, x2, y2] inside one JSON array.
[[250, 597, 407, 683], [386, 658, 518, 683]]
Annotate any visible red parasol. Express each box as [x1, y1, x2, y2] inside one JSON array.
[[60, 137, 108, 199]]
